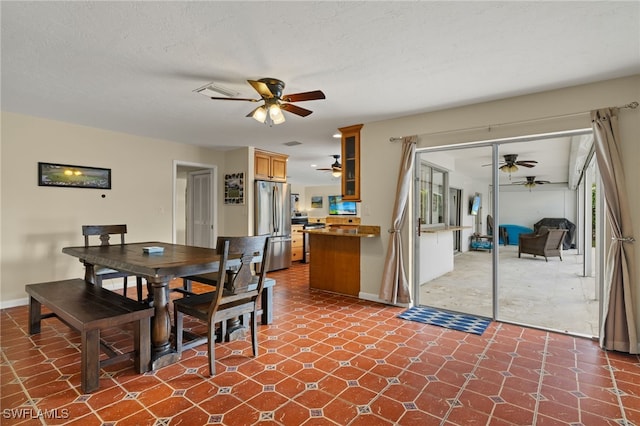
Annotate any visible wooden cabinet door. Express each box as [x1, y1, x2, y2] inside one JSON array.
[[339, 124, 363, 201], [270, 154, 287, 182], [255, 151, 272, 180], [255, 150, 288, 182]]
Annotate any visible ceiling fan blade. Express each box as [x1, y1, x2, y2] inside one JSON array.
[[282, 90, 326, 102], [518, 163, 537, 168], [209, 96, 260, 102], [516, 160, 538, 165], [280, 103, 313, 117], [316, 168, 332, 171], [248, 80, 274, 99]]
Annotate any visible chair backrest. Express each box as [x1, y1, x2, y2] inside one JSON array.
[[544, 229, 567, 250], [487, 215, 494, 235], [82, 225, 127, 247], [215, 235, 271, 295]]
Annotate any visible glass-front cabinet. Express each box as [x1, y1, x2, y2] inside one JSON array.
[[339, 124, 363, 201]]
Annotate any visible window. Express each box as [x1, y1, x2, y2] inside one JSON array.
[[419, 162, 447, 227]]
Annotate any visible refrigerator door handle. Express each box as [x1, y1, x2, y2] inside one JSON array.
[[273, 185, 279, 234]]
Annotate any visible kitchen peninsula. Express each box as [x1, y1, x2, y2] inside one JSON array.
[[302, 217, 380, 297]]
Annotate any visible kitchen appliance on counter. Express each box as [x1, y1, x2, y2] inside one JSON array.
[[302, 222, 325, 263], [255, 180, 291, 271], [291, 213, 308, 225]]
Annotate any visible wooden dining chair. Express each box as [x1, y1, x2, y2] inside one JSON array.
[[173, 235, 271, 376], [82, 225, 147, 302]]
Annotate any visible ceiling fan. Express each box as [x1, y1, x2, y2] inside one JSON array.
[[200, 78, 325, 126], [514, 176, 550, 190], [482, 154, 538, 178], [317, 155, 342, 177]]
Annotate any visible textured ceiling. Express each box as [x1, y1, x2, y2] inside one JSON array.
[[2, 1, 639, 185]]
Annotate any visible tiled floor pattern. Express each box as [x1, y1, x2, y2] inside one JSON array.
[[1, 263, 639, 425]]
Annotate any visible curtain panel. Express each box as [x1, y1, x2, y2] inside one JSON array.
[[592, 108, 638, 354], [379, 136, 417, 304]]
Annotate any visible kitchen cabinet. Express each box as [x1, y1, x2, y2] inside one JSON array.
[[255, 149, 288, 182], [291, 224, 304, 262], [302, 224, 380, 297], [339, 124, 363, 201]]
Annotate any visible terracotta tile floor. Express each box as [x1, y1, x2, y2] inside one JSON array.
[[2, 262, 639, 425]]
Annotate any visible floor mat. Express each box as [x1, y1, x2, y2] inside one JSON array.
[[398, 306, 491, 335]]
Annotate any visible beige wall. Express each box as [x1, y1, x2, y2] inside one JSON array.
[[358, 75, 639, 346], [2, 76, 639, 346], [0, 112, 231, 304]]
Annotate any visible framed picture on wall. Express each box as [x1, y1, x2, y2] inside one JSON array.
[[311, 196, 323, 208], [224, 172, 244, 204], [38, 162, 111, 189]]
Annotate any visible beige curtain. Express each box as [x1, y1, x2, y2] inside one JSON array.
[[379, 136, 417, 304], [592, 108, 638, 353]]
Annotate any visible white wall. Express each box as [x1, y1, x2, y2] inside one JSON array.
[[0, 112, 229, 304], [499, 184, 577, 230], [357, 76, 640, 346], [299, 185, 342, 218], [223, 147, 252, 237]]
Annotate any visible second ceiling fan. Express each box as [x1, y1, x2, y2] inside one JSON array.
[[317, 155, 342, 177], [205, 78, 325, 126]]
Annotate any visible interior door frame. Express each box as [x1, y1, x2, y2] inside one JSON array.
[[186, 169, 215, 247], [172, 160, 218, 245]]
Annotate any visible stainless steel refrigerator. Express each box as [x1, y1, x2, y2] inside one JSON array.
[[255, 180, 292, 271]]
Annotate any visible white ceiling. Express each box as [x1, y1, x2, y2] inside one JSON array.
[[2, 1, 639, 186]]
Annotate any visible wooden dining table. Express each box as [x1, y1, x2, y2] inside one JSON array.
[[62, 241, 233, 370]]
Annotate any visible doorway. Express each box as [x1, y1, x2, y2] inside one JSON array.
[[414, 130, 600, 337], [172, 161, 218, 248]]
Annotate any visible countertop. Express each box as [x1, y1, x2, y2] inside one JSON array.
[[301, 225, 380, 238]]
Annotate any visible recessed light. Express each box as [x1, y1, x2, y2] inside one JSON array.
[[332, 133, 341, 138]]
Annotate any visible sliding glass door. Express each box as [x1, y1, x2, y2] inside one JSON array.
[[413, 131, 600, 337], [415, 146, 493, 318]]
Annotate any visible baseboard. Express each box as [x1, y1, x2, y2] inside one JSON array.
[[1, 281, 129, 310], [1, 298, 29, 309], [358, 291, 411, 308]]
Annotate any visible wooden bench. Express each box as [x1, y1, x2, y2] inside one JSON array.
[[26, 279, 154, 393]]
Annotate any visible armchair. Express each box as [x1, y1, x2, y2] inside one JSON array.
[[518, 228, 568, 262]]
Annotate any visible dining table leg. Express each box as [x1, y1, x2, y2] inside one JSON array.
[[149, 277, 179, 369]]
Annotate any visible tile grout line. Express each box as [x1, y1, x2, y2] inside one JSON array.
[[530, 332, 550, 425], [1, 323, 48, 425], [603, 350, 631, 426], [439, 322, 503, 425]]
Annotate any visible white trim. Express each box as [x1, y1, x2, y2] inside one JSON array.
[[3, 280, 132, 309], [358, 291, 411, 308], [1, 298, 29, 309], [172, 160, 218, 245]]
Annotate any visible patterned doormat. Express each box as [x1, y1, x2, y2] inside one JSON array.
[[398, 306, 491, 335]]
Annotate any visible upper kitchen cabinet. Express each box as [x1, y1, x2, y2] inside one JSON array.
[[339, 124, 363, 201], [255, 149, 288, 182]]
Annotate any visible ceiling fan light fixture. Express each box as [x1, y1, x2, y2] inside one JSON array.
[[500, 164, 518, 173], [269, 104, 285, 125], [251, 106, 267, 123], [331, 170, 342, 178]]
